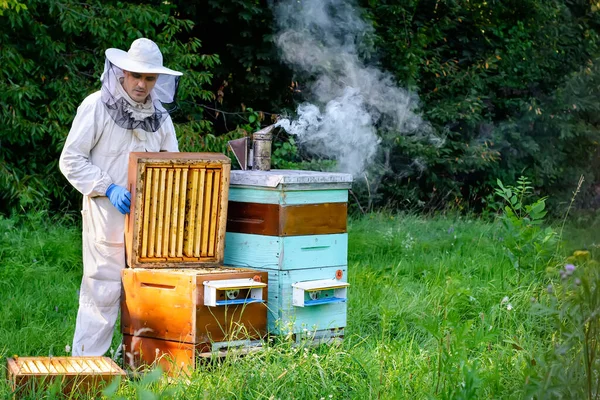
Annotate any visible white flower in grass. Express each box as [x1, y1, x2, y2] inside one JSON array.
[[65, 344, 71, 353], [506, 303, 513, 311], [501, 296, 509, 304]]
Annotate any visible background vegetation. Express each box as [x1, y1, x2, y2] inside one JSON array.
[[1, 209, 599, 398], [2, 0, 600, 215]]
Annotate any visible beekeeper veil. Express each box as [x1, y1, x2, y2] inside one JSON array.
[[101, 38, 183, 132]]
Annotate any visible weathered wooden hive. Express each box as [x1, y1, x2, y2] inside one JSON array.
[[122, 152, 267, 374], [223, 169, 353, 342]]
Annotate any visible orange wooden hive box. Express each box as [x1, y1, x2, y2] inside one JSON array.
[[122, 152, 268, 374], [6, 356, 125, 395], [125, 152, 231, 268], [121, 267, 268, 373]]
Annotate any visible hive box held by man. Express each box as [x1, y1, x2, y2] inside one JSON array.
[[125, 152, 231, 268]]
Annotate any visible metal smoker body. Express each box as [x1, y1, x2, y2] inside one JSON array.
[[227, 125, 274, 171]]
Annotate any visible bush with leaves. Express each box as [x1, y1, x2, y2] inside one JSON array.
[[0, 0, 218, 215], [494, 176, 557, 280], [362, 0, 600, 212]]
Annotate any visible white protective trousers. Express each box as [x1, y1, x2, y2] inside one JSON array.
[[59, 91, 178, 356]]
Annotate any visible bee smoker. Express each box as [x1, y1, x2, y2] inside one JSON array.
[[227, 125, 275, 171]]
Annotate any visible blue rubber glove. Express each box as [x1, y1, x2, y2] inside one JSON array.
[[106, 184, 131, 214]]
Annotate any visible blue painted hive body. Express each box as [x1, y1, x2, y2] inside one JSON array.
[[223, 170, 353, 336]]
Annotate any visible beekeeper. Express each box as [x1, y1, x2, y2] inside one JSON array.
[[59, 38, 182, 356]]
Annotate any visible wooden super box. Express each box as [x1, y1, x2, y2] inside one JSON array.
[[125, 152, 231, 268]]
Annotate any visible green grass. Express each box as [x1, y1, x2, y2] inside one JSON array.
[[1, 211, 598, 399]]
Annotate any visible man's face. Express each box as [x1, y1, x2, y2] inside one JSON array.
[[122, 70, 159, 103]]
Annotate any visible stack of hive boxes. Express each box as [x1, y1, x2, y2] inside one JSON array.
[[223, 170, 353, 342], [121, 153, 268, 374]]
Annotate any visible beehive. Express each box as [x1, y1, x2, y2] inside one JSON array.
[[121, 267, 268, 373], [223, 170, 353, 337], [6, 356, 125, 395], [125, 152, 231, 268]]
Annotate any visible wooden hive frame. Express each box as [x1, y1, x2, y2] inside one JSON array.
[[6, 356, 125, 395], [125, 152, 231, 268]]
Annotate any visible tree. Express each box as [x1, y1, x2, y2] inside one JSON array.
[[0, 0, 218, 214]]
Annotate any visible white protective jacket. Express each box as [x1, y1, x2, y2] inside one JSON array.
[[59, 90, 178, 356]]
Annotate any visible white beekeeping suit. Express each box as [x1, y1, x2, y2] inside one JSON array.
[[59, 38, 183, 356]]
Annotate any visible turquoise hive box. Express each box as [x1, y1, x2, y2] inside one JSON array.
[[223, 170, 353, 339]]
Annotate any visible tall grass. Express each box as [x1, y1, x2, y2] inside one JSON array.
[[1, 211, 598, 399]]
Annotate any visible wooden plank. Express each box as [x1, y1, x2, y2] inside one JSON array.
[[184, 168, 200, 257], [170, 168, 181, 258], [122, 334, 195, 376], [141, 167, 153, 258], [224, 233, 348, 270], [121, 268, 267, 345], [45, 359, 58, 374], [69, 359, 84, 373], [208, 170, 221, 256], [162, 168, 174, 257], [228, 187, 348, 205], [18, 359, 31, 374], [155, 168, 167, 257], [25, 361, 38, 374], [194, 169, 206, 257], [280, 203, 347, 236], [34, 360, 49, 374], [176, 168, 188, 257], [52, 359, 67, 374], [121, 268, 196, 343], [148, 167, 160, 257], [129, 152, 230, 164], [201, 170, 213, 257], [84, 359, 99, 373], [216, 163, 230, 262]]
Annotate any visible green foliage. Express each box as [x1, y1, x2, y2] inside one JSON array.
[[2, 0, 600, 216], [1, 212, 600, 398], [494, 176, 557, 276], [0, 0, 217, 215], [362, 0, 600, 212], [526, 256, 600, 399], [0, 0, 26, 15]]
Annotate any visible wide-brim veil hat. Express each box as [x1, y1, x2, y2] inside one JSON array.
[[101, 38, 181, 132], [105, 38, 182, 76]]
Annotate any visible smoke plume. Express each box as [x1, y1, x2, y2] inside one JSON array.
[[273, 0, 434, 176]]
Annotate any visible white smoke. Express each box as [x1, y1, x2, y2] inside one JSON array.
[[273, 0, 435, 177]]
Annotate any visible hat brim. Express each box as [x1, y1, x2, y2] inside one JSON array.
[[105, 48, 183, 76]]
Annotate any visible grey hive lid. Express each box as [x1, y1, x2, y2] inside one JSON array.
[[230, 169, 353, 189]]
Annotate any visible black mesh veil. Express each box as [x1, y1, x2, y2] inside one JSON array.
[[100, 59, 180, 132]]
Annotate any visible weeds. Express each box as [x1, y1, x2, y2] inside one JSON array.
[[1, 209, 599, 398], [494, 176, 557, 281]]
